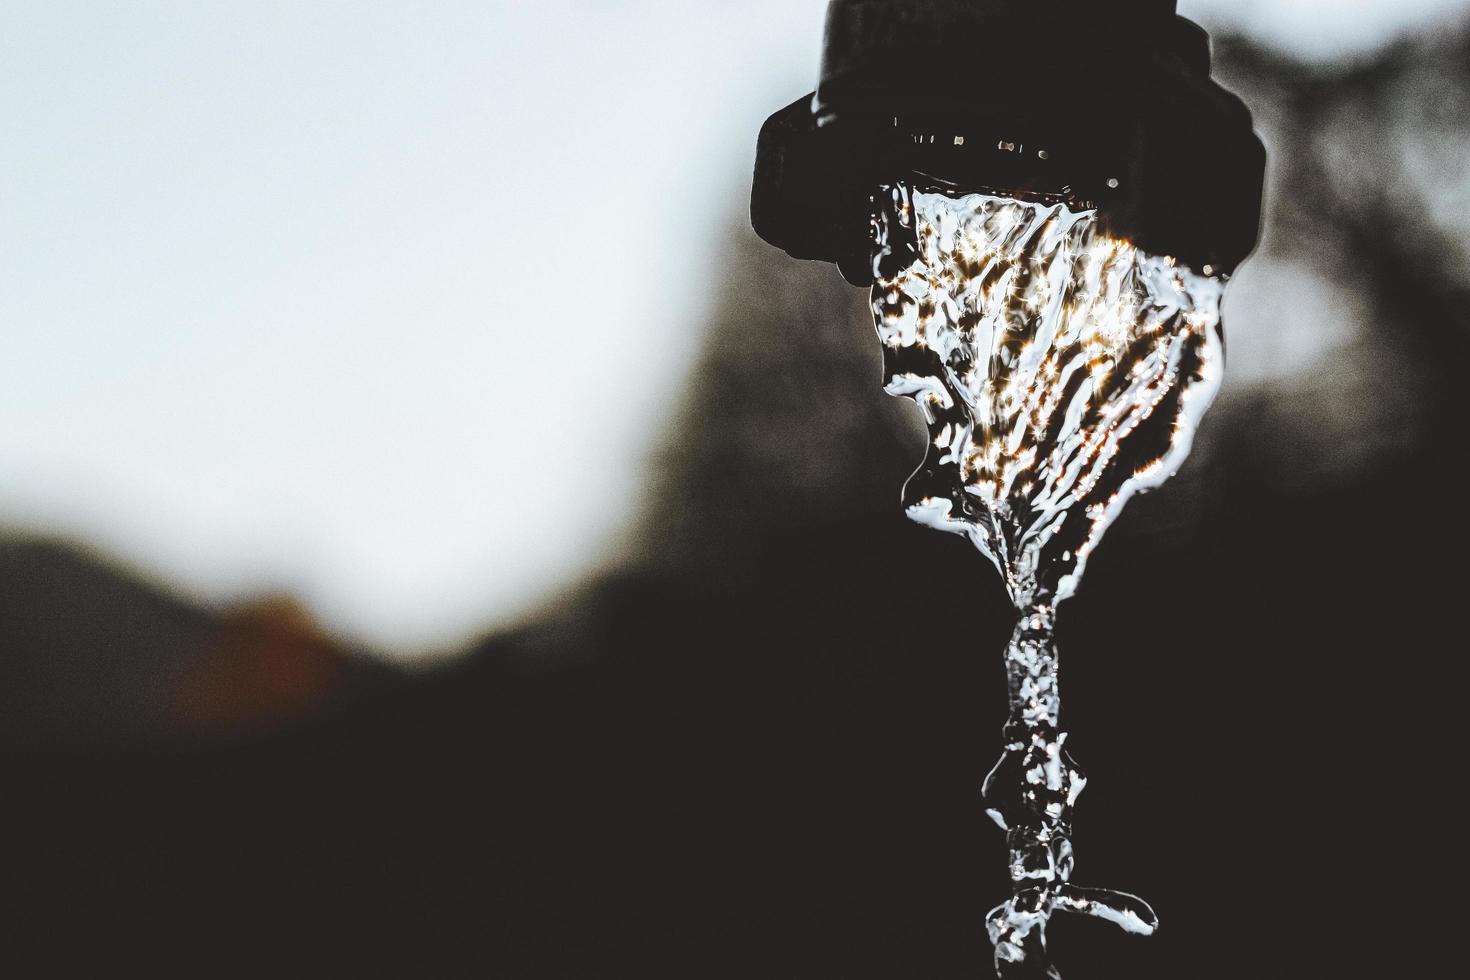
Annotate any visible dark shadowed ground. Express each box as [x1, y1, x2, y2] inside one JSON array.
[[2, 31, 1462, 977]]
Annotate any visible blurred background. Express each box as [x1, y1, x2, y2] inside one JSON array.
[[2, 1, 1463, 975]]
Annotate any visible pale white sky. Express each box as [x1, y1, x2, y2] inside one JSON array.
[[3, 1, 1463, 655], [1191, 0, 1469, 58]]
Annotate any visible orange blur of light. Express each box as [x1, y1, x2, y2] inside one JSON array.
[[171, 596, 346, 737]]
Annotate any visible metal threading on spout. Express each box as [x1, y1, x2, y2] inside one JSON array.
[[751, 0, 1265, 285]]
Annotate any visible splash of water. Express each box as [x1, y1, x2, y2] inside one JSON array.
[[871, 182, 1225, 978]]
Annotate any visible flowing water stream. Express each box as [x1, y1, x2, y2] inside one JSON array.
[[870, 181, 1226, 978]]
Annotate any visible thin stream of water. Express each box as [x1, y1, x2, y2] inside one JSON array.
[[871, 182, 1226, 978]]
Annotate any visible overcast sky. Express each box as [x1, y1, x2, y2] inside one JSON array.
[[4, 0, 1465, 655]]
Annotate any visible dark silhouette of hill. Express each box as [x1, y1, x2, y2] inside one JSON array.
[[0, 536, 217, 742], [0, 536, 388, 746]]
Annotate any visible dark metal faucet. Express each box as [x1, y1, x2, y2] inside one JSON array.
[[751, 0, 1266, 284]]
